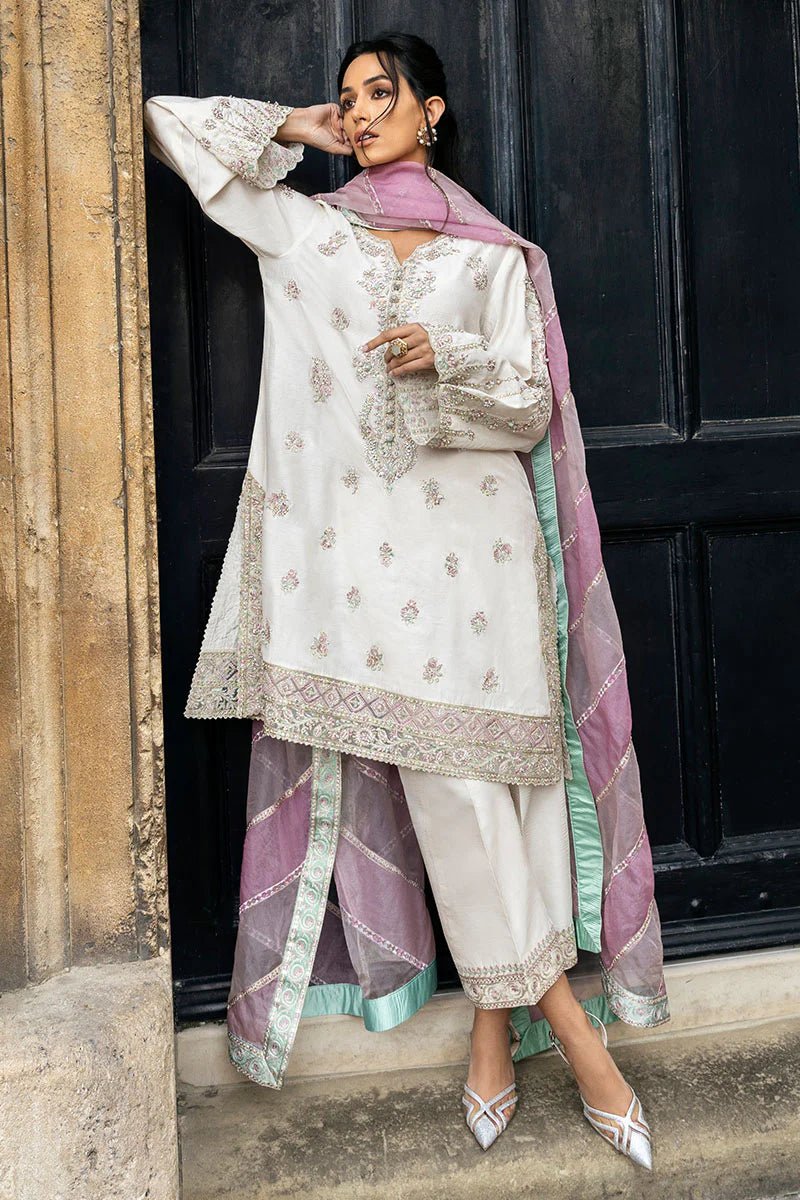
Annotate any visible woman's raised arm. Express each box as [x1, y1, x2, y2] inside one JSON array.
[[144, 95, 344, 257]]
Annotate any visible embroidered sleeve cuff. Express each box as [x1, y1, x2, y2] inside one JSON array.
[[190, 96, 305, 189], [424, 322, 496, 386]]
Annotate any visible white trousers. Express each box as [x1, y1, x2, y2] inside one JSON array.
[[396, 764, 579, 1009]]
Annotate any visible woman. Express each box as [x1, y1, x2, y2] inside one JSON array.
[[144, 30, 669, 1164]]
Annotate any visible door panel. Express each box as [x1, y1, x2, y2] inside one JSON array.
[[140, 0, 800, 1019]]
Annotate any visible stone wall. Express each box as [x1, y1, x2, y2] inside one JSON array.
[[0, 0, 179, 1193]]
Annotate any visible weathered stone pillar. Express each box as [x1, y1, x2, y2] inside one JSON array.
[[0, 0, 179, 1193]]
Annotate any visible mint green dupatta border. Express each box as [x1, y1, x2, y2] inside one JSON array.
[[302, 958, 438, 1030], [530, 427, 604, 953], [509, 431, 620, 1060]]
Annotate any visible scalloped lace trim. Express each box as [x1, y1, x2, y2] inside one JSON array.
[[196, 95, 304, 189]]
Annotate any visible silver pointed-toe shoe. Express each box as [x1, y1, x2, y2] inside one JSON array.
[[549, 1009, 653, 1170], [462, 1022, 519, 1150], [462, 1080, 518, 1150]]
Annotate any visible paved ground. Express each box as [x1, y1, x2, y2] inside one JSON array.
[[178, 1016, 800, 1199]]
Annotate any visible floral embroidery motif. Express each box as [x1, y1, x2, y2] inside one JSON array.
[[346, 585, 361, 609], [317, 229, 348, 256], [341, 468, 360, 493], [310, 632, 329, 658], [466, 251, 489, 290], [493, 538, 513, 563], [266, 489, 291, 517], [352, 348, 377, 383], [330, 306, 350, 330], [480, 474, 499, 496], [399, 267, 437, 304], [444, 552, 459, 577], [320, 526, 336, 549], [284, 430, 305, 452], [355, 264, 387, 311], [421, 477, 445, 508], [309, 356, 333, 404], [283, 278, 301, 300], [378, 541, 394, 566], [197, 97, 304, 190], [281, 569, 299, 592], [366, 645, 384, 671], [482, 668, 499, 692], [400, 599, 420, 624], [422, 657, 444, 683], [470, 611, 488, 636]]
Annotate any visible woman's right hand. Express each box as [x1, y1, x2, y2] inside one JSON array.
[[275, 102, 354, 157]]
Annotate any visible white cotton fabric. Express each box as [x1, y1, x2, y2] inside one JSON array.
[[396, 761, 578, 1008]]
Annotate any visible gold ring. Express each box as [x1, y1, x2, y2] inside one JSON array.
[[389, 337, 409, 358]]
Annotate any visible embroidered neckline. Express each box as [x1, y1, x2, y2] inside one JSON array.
[[349, 219, 456, 268]]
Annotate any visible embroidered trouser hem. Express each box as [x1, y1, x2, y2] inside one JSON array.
[[396, 764, 578, 1009]]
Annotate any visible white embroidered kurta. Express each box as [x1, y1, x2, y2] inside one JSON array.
[[144, 94, 570, 784]]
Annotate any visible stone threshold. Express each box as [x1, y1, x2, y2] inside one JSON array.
[[178, 1013, 800, 1200], [176, 943, 800, 1089]]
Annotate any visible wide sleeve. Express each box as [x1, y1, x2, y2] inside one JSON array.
[[143, 94, 324, 257], [395, 246, 553, 452]]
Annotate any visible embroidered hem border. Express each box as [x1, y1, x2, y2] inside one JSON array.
[[456, 924, 578, 1008], [187, 645, 564, 784], [600, 960, 671, 1027]]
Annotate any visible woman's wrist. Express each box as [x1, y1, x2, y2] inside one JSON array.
[[273, 107, 309, 146]]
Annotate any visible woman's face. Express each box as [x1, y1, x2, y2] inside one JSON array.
[[338, 52, 444, 167]]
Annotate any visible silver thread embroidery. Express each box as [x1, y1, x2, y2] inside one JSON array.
[[421, 478, 445, 508], [366, 645, 384, 671], [310, 632, 329, 658], [470, 611, 488, 636], [400, 599, 420, 624], [309, 356, 333, 403], [422, 657, 444, 683], [266, 489, 291, 516]]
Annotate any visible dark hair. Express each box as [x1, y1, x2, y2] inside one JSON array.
[[336, 30, 487, 222]]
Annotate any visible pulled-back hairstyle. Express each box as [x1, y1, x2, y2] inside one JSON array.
[[336, 30, 487, 224]]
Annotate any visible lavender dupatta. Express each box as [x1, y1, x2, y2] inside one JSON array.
[[226, 156, 670, 1091]]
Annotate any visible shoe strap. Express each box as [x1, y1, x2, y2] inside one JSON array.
[[582, 1087, 651, 1155], [548, 1008, 607, 1064], [462, 1081, 518, 1132]]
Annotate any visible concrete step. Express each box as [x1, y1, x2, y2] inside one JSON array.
[[178, 1015, 800, 1200]]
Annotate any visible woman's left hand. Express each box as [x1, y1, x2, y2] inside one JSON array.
[[360, 324, 437, 378]]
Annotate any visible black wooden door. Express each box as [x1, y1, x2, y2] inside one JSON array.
[[140, 1, 800, 1021]]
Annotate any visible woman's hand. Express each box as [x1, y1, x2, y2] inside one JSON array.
[[361, 324, 438, 378], [275, 103, 353, 156]]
